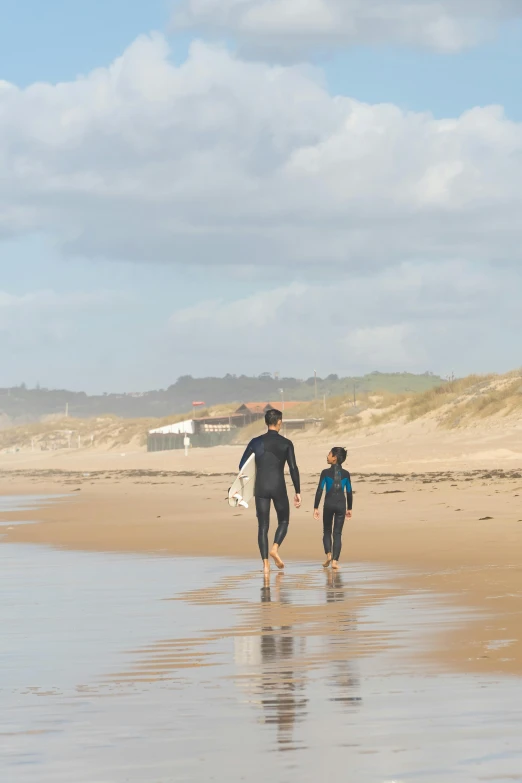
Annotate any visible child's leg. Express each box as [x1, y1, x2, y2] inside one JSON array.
[[331, 512, 345, 567], [323, 506, 334, 565]]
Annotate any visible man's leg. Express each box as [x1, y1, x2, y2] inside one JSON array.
[[323, 506, 334, 568], [270, 494, 290, 569], [331, 511, 345, 570], [255, 497, 271, 574]]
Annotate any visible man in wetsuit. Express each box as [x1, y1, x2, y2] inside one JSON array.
[[239, 408, 301, 574]]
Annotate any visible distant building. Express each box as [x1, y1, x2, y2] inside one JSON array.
[[149, 420, 195, 435], [147, 401, 320, 452]]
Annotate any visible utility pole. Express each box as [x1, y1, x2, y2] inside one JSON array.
[[65, 402, 69, 417], [279, 388, 285, 436], [314, 369, 317, 400], [323, 394, 326, 412]]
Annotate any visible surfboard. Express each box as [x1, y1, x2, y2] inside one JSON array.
[[228, 453, 256, 509]]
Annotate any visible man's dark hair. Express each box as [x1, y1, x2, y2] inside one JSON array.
[[265, 408, 283, 427], [331, 446, 347, 465]]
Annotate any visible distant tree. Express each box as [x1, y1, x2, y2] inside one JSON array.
[[326, 374, 339, 382]]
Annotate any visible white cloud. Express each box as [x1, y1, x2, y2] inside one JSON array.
[[2, 34, 522, 273], [167, 261, 522, 376], [171, 0, 522, 56], [0, 289, 129, 346], [344, 325, 413, 368]]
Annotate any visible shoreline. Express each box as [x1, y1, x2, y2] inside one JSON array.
[[2, 465, 522, 676]]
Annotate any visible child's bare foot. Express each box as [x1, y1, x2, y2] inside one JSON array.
[[332, 560, 339, 570], [270, 545, 285, 570], [323, 554, 332, 568], [263, 559, 270, 575]]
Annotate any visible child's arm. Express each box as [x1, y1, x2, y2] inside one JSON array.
[[314, 470, 327, 511], [345, 471, 353, 514]]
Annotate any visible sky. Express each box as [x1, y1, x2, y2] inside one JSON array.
[[1, 0, 522, 393]]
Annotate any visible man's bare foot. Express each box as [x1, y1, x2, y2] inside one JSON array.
[[332, 560, 339, 570], [270, 545, 285, 570], [323, 554, 332, 569], [263, 559, 270, 575]]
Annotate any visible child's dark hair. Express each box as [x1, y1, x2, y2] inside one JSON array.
[[330, 447, 347, 465]]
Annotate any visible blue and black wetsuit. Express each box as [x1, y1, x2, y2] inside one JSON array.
[[314, 466, 353, 561], [239, 430, 300, 560]]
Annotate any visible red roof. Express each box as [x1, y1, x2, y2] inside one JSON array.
[[236, 402, 269, 414], [268, 401, 302, 411]]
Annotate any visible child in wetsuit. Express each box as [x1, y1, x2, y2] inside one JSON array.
[[313, 447, 353, 570]]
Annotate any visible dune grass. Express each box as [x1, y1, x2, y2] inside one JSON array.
[[0, 414, 169, 451], [441, 374, 522, 428], [400, 375, 490, 422]]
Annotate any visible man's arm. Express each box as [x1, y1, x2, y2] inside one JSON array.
[[287, 441, 301, 494], [314, 471, 326, 509], [239, 440, 254, 471]]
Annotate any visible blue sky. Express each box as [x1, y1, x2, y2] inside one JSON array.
[[0, 0, 170, 85], [325, 28, 522, 120], [1, 0, 522, 392]]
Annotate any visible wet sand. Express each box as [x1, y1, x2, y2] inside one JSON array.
[[2, 458, 522, 676], [3, 429, 522, 781], [3, 537, 522, 782]]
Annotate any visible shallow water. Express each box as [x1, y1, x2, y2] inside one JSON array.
[[0, 495, 64, 526], [1, 498, 522, 782]]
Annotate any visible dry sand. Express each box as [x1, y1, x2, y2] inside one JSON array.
[[1, 422, 522, 676]]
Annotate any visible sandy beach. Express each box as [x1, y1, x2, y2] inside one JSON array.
[[2, 423, 522, 780], [2, 420, 522, 679]]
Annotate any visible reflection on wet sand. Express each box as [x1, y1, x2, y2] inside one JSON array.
[[258, 574, 308, 750], [233, 574, 308, 751], [5, 541, 522, 782], [113, 565, 395, 690], [324, 571, 361, 705], [233, 571, 362, 750]]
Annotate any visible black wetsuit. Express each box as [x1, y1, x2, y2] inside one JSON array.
[[239, 430, 301, 560], [314, 466, 353, 561]]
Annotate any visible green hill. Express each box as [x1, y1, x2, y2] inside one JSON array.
[[0, 371, 445, 423]]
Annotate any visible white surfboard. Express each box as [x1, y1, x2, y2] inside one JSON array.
[[228, 453, 256, 509]]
